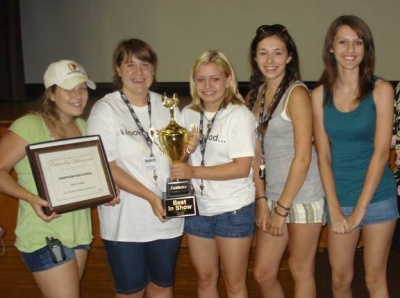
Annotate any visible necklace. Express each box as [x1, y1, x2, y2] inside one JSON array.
[[203, 111, 216, 130]]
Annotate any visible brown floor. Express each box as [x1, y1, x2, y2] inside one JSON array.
[[0, 245, 400, 297]]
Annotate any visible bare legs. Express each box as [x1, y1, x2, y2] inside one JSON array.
[[186, 234, 253, 298], [328, 220, 396, 298], [254, 223, 322, 298], [31, 248, 87, 298]]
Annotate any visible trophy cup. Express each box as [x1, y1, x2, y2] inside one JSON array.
[[149, 93, 197, 218]]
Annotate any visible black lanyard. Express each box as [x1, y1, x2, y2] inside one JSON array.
[[120, 91, 154, 157], [198, 104, 223, 195], [199, 109, 220, 166], [257, 84, 282, 180]]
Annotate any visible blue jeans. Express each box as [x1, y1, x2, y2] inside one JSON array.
[[103, 236, 182, 295]]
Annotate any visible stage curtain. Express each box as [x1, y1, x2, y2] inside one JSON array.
[[0, 0, 25, 102]]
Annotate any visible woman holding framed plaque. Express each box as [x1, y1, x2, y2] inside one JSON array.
[[86, 38, 198, 297], [0, 60, 99, 297], [246, 25, 325, 297], [170, 50, 256, 297]]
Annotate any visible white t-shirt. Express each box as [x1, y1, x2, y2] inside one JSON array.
[[86, 91, 184, 242], [181, 103, 256, 216]]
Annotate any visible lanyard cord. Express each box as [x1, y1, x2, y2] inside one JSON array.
[[258, 85, 281, 179], [198, 103, 223, 195], [258, 89, 266, 158], [120, 91, 154, 157]]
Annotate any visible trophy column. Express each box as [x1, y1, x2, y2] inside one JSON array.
[[150, 93, 198, 218]]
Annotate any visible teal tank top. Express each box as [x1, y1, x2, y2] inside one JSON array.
[[323, 90, 396, 207]]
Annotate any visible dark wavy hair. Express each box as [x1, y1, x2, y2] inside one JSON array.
[[112, 38, 158, 91], [318, 15, 375, 105], [247, 24, 300, 136]]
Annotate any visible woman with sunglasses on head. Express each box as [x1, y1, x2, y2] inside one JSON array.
[[311, 15, 397, 297], [246, 24, 325, 297], [170, 50, 256, 298], [0, 60, 109, 297]]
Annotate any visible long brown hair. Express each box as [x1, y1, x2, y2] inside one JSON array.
[[36, 86, 67, 138], [318, 15, 375, 105]]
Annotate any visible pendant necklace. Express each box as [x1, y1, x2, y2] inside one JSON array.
[[203, 111, 216, 131]]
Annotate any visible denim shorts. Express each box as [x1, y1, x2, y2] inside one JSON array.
[[326, 196, 399, 227], [184, 202, 255, 238], [20, 244, 90, 273], [103, 236, 182, 295]]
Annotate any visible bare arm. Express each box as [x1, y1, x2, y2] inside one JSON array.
[[253, 139, 270, 232], [0, 131, 57, 222], [170, 156, 253, 181], [267, 86, 314, 236], [311, 86, 349, 233], [347, 79, 394, 229], [108, 161, 166, 222]]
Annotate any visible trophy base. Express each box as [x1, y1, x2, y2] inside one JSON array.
[[163, 180, 198, 218]]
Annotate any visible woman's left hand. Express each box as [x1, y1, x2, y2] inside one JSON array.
[[186, 125, 200, 155], [347, 207, 366, 231]]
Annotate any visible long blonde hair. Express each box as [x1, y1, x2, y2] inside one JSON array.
[[188, 50, 244, 112]]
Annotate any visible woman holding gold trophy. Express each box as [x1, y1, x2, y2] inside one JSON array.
[[86, 39, 198, 298], [170, 50, 257, 297]]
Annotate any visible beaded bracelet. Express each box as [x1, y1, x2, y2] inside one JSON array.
[[255, 196, 267, 201], [276, 201, 290, 211], [274, 207, 289, 217]]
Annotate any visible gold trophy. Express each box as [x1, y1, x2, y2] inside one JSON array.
[[149, 93, 197, 218]]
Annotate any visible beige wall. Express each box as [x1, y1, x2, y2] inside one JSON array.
[[20, 0, 400, 83]]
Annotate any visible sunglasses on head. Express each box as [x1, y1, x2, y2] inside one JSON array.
[[256, 24, 287, 35]]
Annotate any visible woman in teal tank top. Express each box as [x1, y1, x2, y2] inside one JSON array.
[[311, 15, 398, 297]]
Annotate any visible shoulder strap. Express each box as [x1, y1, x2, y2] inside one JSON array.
[[283, 81, 309, 112]]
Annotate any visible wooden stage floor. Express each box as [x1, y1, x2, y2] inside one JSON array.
[[1, 245, 400, 297]]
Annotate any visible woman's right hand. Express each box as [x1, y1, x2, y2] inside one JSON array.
[[28, 194, 60, 222], [148, 196, 168, 223]]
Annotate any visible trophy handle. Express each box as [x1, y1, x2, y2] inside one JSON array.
[[148, 127, 164, 155]]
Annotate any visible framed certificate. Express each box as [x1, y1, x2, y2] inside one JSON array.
[[26, 135, 116, 215]]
